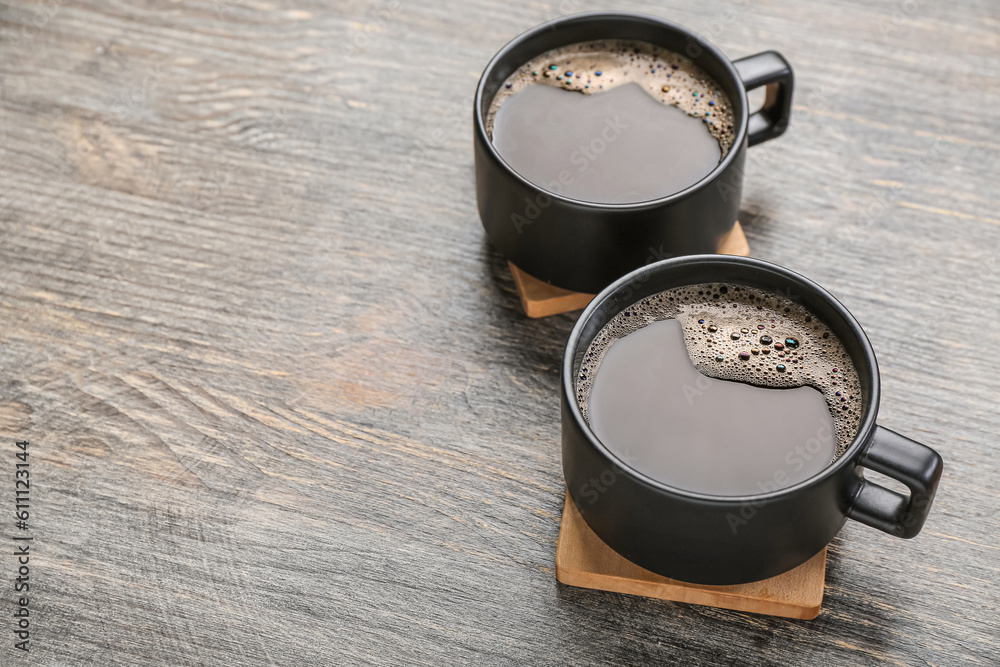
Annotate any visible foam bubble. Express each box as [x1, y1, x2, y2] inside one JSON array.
[[487, 39, 736, 157], [576, 284, 864, 461]]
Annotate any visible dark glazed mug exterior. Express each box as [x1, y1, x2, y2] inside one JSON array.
[[561, 255, 944, 585], [474, 12, 794, 294]]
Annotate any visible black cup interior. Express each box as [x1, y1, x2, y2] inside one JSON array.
[[566, 255, 881, 481], [477, 12, 749, 164]]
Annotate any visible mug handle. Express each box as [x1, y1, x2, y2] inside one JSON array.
[[847, 426, 944, 538], [732, 51, 794, 147]]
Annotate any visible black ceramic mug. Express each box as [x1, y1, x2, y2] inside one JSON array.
[[561, 255, 943, 585], [474, 12, 794, 294]]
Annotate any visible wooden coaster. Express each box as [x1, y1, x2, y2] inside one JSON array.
[[510, 221, 751, 318], [555, 493, 826, 620]]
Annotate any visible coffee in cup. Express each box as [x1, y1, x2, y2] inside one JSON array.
[[487, 40, 735, 203], [561, 255, 943, 584], [474, 13, 796, 293], [577, 282, 861, 496]]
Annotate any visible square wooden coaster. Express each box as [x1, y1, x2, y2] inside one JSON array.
[[555, 493, 826, 620], [510, 221, 750, 318]]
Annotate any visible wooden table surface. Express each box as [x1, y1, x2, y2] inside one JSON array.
[[2, 0, 999, 664]]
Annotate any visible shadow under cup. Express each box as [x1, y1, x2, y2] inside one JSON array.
[[474, 12, 794, 294], [561, 255, 944, 585]]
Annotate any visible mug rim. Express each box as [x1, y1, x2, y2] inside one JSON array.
[[473, 10, 751, 211], [562, 254, 882, 503]]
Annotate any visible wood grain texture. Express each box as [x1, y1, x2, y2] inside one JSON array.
[[556, 494, 826, 620], [510, 261, 597, 318], [1, 0, 999, 665], [510, 221, 750, 317]]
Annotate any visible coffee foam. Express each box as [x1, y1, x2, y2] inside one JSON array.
[[487, 39, 736, 156], [576, 284, 863, 461]]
